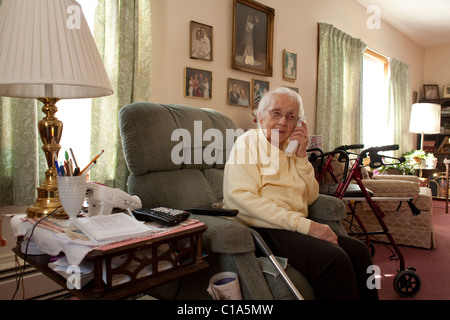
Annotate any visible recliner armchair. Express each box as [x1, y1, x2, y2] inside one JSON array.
[[118, 102, 346, 299]]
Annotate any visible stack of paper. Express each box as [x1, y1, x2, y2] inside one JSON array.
[[74, 212, 153, 242]]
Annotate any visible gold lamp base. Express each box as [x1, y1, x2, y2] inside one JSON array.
[[26, 97, 68, 219]]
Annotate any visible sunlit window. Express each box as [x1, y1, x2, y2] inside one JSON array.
[[362, 49, 390, 149], [56, 0, 98, 168]]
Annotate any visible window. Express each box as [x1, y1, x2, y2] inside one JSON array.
[[56, 0, 98, 168], [362, 49, 390, 149]]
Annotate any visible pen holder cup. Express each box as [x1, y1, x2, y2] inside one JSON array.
[[57, 175, 86, 220]]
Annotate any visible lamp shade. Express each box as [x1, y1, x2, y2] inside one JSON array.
[[0, 0, 113, 99], [409, 103, 441, 134]]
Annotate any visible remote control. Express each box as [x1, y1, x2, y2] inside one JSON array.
[[132, 207, 190, 226], [188, 207, 239, 217]]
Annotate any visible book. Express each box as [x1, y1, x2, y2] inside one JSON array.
[[48, 256, 94, 288], [74, 212, 153, 242]]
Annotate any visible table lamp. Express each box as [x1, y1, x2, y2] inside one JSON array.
[[409, 103, 441, 150], [0, 0, 113, 218]]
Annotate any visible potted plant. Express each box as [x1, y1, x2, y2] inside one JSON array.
[[375, 150, 437, 175]]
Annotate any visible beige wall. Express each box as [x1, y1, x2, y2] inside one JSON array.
[[149, 0, 425, 135], [424, 44, 450, 98]]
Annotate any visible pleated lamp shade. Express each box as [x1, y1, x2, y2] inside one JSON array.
[[0, 0, 113, 99], [409, 103, 441, 134]]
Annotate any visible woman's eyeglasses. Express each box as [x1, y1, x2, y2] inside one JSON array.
[[266, 109, 299, 122]]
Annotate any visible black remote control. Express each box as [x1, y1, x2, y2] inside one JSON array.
[[188, 207, 239, 217], [133, 207, 190, 226]]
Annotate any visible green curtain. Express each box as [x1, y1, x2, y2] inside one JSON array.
[[316, 23, 367, 152], [90, 0, 152, 190], [0, 98, 47, 206], [388, 58, 412, 156]]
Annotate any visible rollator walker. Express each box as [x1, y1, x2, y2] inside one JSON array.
[[309, 144, 421, 298]]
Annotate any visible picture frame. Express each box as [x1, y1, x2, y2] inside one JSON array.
[[252, 78, 269, 108], [184, 67, 212, 99], [423, 84, 439, 100], [443, 85, 450, 98], [283, 49, 297, 81], [307, 135, 323, 153], [284, 86, 299, 93], [190, 21, 213, 61], [228, 78, 251, 106], [231, 0, 274, 77]]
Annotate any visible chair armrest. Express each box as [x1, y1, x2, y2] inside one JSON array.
[[191, 214, 255, 254], [371, 174, 419, 183], [360, 179, 420, 198]]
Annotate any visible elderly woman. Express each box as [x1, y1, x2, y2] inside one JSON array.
[[224, 87, 378, 300]]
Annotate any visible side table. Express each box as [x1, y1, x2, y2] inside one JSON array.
[[13, 221, 208, 300]]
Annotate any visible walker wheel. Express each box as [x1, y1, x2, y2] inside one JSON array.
[[393, 268, 421, 298]]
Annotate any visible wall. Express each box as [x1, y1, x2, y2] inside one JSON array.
[[424, 44, 450, 98], [149, 0, 425, 135]]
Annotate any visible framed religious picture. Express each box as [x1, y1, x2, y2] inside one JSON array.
[[228, 78, 251, 106], [190, 21, 213, 61], [252, 78, 269, 108], [231, 0, 274, 76], [184, 67, 212, 99], [423, 84, 439, 100], [283, 49, 297, 81]]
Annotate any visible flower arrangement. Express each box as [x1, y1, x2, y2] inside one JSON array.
[[374, 150, 437, 175]]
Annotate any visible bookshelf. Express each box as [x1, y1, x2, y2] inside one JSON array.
[[419, 98, 450, 182]]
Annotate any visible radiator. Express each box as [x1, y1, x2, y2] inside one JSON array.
[[0, 208, 70, 300]]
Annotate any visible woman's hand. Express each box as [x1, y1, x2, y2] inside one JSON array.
[[307, 220, 339, 245], [289, 120, 309, 158]]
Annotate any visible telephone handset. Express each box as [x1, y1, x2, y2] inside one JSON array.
[[285, 116, 306, 157]]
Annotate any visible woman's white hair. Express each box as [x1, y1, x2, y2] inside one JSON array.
[[256, 87, 304, 128]]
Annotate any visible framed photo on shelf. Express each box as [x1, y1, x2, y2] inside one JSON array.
[[228, 78, 251, 106], [423, 84, 439, 100], [283, 49, 297, 81], [184, 67, 212, 99], [231, 0, 274, 76], [252, 78, 269, 108], [443, 85, 450, 98], [190, 21, 213, 61]]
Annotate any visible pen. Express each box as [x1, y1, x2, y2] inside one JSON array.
[[55, 160, 61, 176], [69, 148, 79, 169], [80, 150, 104, 175], [60, 163, 66, 176]]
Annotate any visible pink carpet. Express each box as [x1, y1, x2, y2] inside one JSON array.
[[372, 200, 450, 300]]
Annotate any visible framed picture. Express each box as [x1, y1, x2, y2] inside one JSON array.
[[307, 135, 323, 154], [190, 21, 213, 61], [284, 86, 299, 93], [252, 78, 269, 108], [228, 78, 251, 106], [184, 67, 212, 99], [443, 85, 450, 98], [423, 84, 439, 100], [283, 49, 297, 81], [231, 0, 274, 76]]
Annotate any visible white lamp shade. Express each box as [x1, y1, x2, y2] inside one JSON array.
[[409, 103, 441, 134], [0, 0, 113, 99]]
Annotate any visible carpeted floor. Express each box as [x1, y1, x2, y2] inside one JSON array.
[[372, 199, 450, 300]]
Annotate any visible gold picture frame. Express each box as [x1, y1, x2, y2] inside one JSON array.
[[190, 21, 213, 61], [184, 67, 212, 99], [283, 49, 297, 82], [231, 0, 274, 76]]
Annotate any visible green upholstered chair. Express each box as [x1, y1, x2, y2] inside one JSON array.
[[118, 102, 346, 300]]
